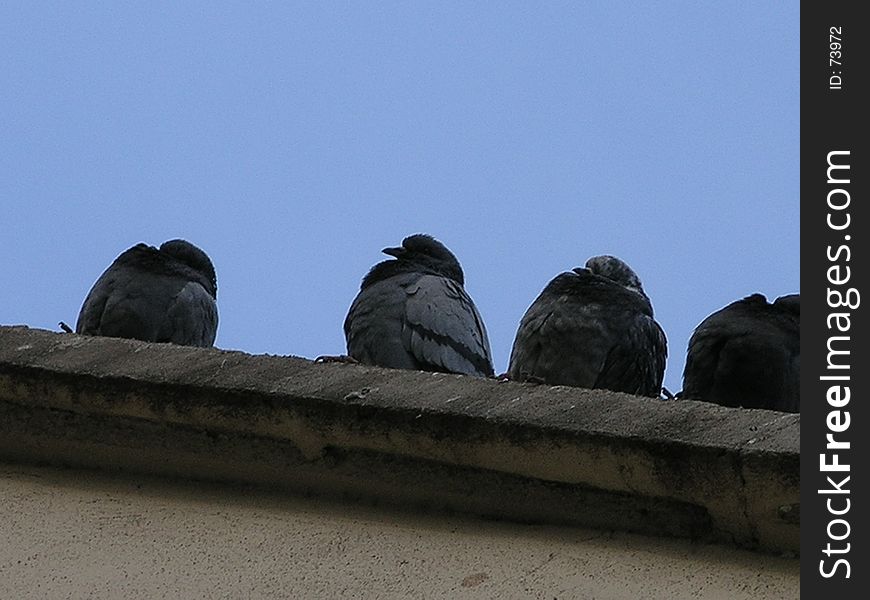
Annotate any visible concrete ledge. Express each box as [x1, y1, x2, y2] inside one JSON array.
[[0, 326, 799, 553]]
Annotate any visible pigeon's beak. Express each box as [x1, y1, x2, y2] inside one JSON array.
[[382, 246, 406, 258]]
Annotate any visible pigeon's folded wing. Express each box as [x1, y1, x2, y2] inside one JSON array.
[[163, 280, 219, 347], [596, 314, 667, 397], [402, 275, 494, 377], [344, 276, 420, 370], [509, 297, 610, 387]]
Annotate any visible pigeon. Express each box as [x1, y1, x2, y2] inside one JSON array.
[[76, 239, 218, 347], [681, 293, 799, 412], [508, 255, 667, 396], [343, 234, 494, 377]]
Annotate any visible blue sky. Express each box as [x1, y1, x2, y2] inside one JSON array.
[[1, 2, 798, 392]]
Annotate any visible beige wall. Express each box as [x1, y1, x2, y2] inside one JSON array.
[[2, 465, 798, 600]]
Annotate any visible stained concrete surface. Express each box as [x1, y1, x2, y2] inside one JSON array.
[[0, 326, 799, 552], [0, 465, 798, 600]]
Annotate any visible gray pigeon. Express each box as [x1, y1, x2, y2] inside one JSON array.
[[681, 293, 799, 412], [508, 255, 667, 396], [344, 234, 494, 377], [76, 239, 218, 347]]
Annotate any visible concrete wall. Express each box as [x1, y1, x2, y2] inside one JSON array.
[[1, 464, 798, 599], [0, 326, 799, 596]]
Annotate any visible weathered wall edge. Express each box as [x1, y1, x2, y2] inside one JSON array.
[[0, 326, 799, 553]]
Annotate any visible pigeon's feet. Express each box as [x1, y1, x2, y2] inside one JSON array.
[[314, 354, 359, 365], [59, 321, 74, 334]]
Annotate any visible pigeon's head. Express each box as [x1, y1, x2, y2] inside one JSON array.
[[381, 234, 465, 284], [160, 239, 218, 298], [774, 293, 800, 318], [581, 255, 645, 295]]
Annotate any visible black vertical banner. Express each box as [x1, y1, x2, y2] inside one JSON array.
[[801, 3, 867, 597]]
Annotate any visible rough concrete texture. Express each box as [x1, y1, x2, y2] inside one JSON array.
[[0, 464, 798, 599], [0, 326, 799, 553]]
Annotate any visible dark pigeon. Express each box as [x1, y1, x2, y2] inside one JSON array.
[[681, 293, 799, 412], [508, 255, 667, 396], [344, 234, 494, 377], [76, 239, 218, 347]]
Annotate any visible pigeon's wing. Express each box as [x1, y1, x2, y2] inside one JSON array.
[[768, 303, 801, 412], [161, 281, 219, 347], [681, 316, 733, 401], [781, 351, 800, 412], [401, 275, 494, 376], [344, 277, 420, 370], [682, 307, 766, 406], [509, 293, 612, 387], [77, 245, 158, 339], [595, 313, 667, 397], [710, 327, 799, 411], [76, 267, 117, 336], [76, 262, 161, 341], [91, 271, 188, 342]]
